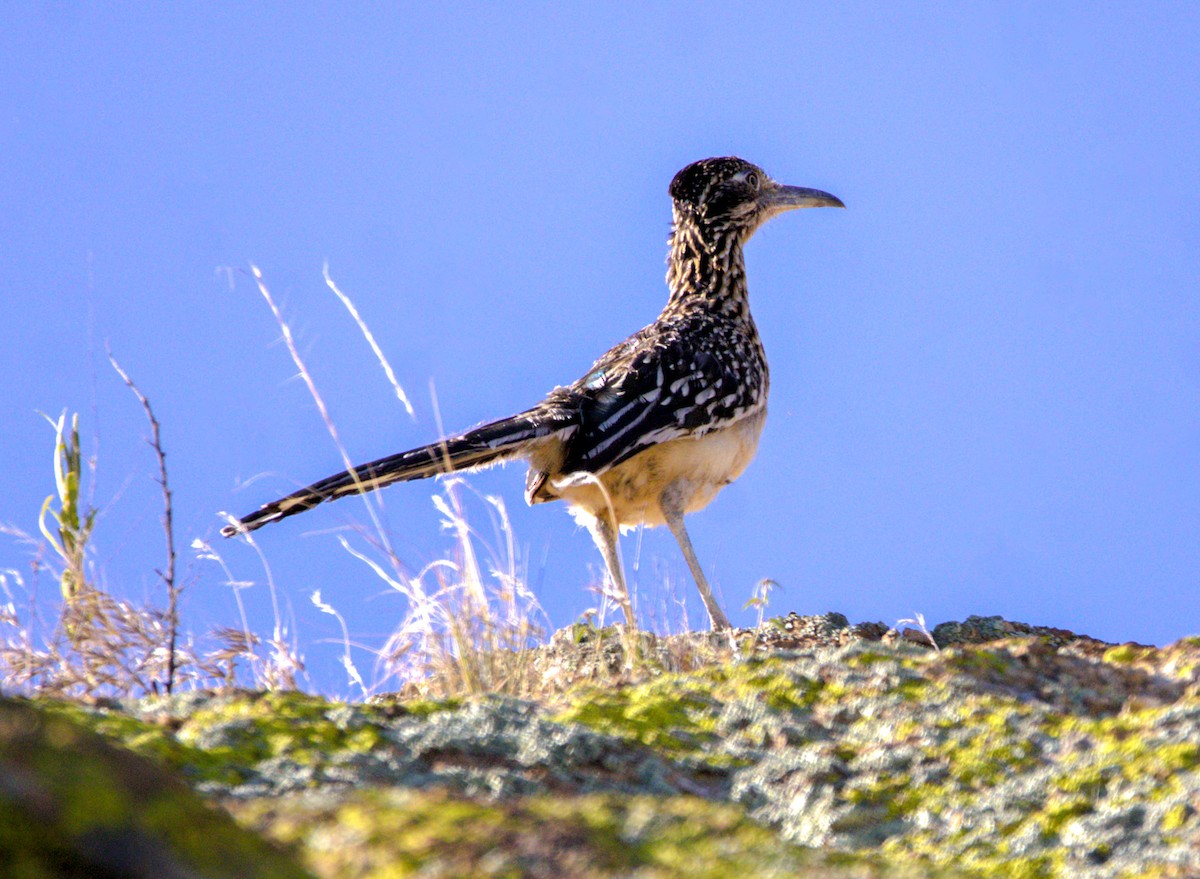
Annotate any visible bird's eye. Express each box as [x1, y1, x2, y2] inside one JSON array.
[[745, 172, 759, 189]]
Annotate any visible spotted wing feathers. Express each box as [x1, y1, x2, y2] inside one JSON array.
[[558, 311, 767, 475]]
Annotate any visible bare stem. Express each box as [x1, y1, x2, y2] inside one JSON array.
[[108, 347, 179, 693]]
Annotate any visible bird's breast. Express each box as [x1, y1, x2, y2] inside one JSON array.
[[555, 406, 767, 530]]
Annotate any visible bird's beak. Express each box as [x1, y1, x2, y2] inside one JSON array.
[[761, 183, 845, 214]]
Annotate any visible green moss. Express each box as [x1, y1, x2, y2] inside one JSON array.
[[38, 698, 242, 783], [1161, 803, 1190, 832], [40, 692, 399, 787], [555, 681, 716, 757], [16, 635, 1196, 879], [39, 700, 183, 761], [886, 701, 1200, 876], [1054, 711, 1200, 788], [554, 656, 831, 762], [896, 829, 1070, 879], [1127, 741, 1200, 778], [397, 697, 462, 718], [723, 659, 825, 711], [918, 698, 1040, 791], [566, 621, 623, 644], [236, 788, 943, 879], [943, 647, 1014, 675], [989, 854, 1061, 879], [1102, 644, 1155, 665], [1035, 796, 1093, 838], [1116, 866, 1198, 879], [952, 738, 1037, 787], [175, 691, 385, 776], [893, 678, 931, 701], [0, 698, 312, 879], [845, 771, 918, 819], [834, 742, 860, 763], [845, 649, 897, 667], [1053, 764, 1110, 799]]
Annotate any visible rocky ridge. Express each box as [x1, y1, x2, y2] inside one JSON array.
[[2, 613, 1198, 878]]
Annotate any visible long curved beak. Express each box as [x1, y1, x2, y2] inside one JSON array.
[[763, 183, 845, 213]]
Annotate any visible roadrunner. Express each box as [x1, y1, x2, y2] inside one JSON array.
[[222, 157, 843, 630]]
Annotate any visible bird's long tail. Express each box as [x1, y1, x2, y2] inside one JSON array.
[[221, 410, 559, 536]]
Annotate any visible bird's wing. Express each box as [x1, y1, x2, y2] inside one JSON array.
[[556, 313, 766, 475]]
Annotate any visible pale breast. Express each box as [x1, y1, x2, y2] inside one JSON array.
[[550, 408, 767, 529]]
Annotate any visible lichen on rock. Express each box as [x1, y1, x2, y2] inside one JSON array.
[[7, 615, 1199, 879]]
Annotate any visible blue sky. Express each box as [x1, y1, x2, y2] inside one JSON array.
[[2, 5, 1197, 691]]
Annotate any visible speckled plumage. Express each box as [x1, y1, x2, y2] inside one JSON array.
[[223, 157, 843, 631]]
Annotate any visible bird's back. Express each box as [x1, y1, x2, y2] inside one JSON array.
[[524, 299, 770, 528]]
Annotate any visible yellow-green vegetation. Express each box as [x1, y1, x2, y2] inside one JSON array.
[[550, 638, 1199, 879], [176, 690, 386, 767], [554, 679, 720, 758], [554, 655, 829, 761], [0, 697, 311, 879], [39, 698, 209, 774], [1102, 643, 1157, 665], [861, 649, 1199, 878], [932, 698, 1042, 788], [379, 696, 462, 718], [37, 412, 97, 601], [232, 787, 940, 879], [1050, 706, 1200, 794], [9, 633, 1200, 879], [41, 690, 402, 788]]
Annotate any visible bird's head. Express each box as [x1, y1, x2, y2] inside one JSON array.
[[669, 157, 844, 244]]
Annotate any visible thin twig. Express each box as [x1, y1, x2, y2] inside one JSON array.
[[107, 347, 179, 692]]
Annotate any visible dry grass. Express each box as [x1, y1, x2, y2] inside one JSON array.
[[2, 266, 739, 703], [229, 267, 559, 699], [0, 574, 224, 697]]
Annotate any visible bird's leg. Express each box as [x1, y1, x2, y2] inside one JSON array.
[[660, 482, 732, 631], [586, 511, 636, 628]]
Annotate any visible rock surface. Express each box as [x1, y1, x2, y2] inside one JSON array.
[[3, 613, 1198, 878], [0, 696, 312, 879]]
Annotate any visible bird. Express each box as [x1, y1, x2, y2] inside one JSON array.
[[222, 157, 843, 631]]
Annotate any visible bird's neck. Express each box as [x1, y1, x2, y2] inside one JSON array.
[[665, 215, 750, 320]]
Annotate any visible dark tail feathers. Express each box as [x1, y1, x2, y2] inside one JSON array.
[[221, 412, 554, 536]]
